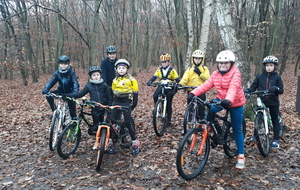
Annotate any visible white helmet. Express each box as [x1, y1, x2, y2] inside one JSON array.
[[115, 59, 130, 69], [192, 50, 205, 58], [216, 50, 235, 62]]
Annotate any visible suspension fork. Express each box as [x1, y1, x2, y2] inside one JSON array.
[[189, 124, 209, 155], [93, 125, 111, 149]]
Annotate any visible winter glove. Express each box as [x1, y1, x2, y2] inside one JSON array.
[[147, 76, 157, 86], [188, 93, 195, 102], [268, 86, 279, 94], [131, 92, 138, 110], [244, 90, 250, 99], [220, 99, 232, 107], [193, 66, 202, 75]]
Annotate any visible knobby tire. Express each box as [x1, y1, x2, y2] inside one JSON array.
[[49, 111, 61, 151], [95, 128, 107, 171], [255, 112, 270, 157], [153, 99, 166, 137], [183, 103, 198, 135]]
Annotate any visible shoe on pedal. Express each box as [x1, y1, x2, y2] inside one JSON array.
[[132, 140, 140, 155], [108, 139, 115, 154], [235, 156, 245, 169], [249, 136, 256, 141], [271, 140, 280, 148]]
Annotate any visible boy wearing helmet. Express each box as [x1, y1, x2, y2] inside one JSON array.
[[110, 59, 140, 154], [42, 55, 79, 120], [190, 50, 246, 169], [64, 66, 113, 135], [100, 46, 118, 87], [179, 49, 210, 124], [244, 55, 284, 148], [146, 53, 181, 128]]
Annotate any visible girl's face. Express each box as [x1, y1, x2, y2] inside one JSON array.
[[117, 65, 127, 75], [161, 60, 170, 68], [193, 57, 203, 65], [59, 63, 69, 70], [265, 63, 275, 72], [108, 53, 117, 61], [218, 62, 231, 71], [91, 72, 101, 81]]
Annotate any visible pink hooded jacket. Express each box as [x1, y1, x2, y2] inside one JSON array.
[[190, 65, 246, 108]]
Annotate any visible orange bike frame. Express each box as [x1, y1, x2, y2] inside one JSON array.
[[189, 124, 210, 156]]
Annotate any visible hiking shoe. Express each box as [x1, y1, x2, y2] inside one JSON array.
[[235, 156, 245, 169], [271, 140, 280, 148], [249, 136, 256, 141], [166, 122, 172, 129], [132, 140, 141, 155]]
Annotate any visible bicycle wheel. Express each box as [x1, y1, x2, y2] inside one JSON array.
[[57, 122, 81, 159], [255, 112, 270, 157], [183, 103, 198, 135], [176, 127, 210, 180], [49, 111, 61, 151], [95, 128, 107, 172], [223, 123, 238, 157], [153, 99, 167, 137]]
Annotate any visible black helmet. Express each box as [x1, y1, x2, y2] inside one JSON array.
[[106, 46, 117, 53], [89, 66, 102, 76], [58, 55, 70, 63]]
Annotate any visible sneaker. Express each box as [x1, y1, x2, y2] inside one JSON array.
[[271, 140, 280, 148], [235, 156, 245, 169], [108, 140, 115, 154], [132, 140, 140, 155]]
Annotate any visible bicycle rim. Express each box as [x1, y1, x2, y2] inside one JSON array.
[[49, 112, 61, 151], [183, 104, 198, 135], [153, 99, 166, 137], [176, 127, 210, 180], [255, 113, 270, 157], [95, 128, 107, 172], [57, 122, 81, 159], [223, 124, 238, 157]]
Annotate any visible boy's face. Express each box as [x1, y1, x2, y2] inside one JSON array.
[[161, 60, 170, 68], [117, 65, 127, 76], [91, 72, 101, 81], [265, 63, 275, 72], [59, 63, 69, 70], [108, 53, 117, 61]]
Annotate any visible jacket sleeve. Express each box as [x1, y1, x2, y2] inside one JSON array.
[[100, 61, 107, 83], [190, 72, 214, 96], [67, 84, 89, 98], [106, 85, 113, 105], [276, 75, 284, 95], [200, 66, 210, 81], [71, 71, 79, 92], [179, 68, 190, 86], [42, 73, 58, 94], [225, 70, 242, 103]]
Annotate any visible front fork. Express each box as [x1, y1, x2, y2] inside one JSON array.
[[93, 125, 111, 150]]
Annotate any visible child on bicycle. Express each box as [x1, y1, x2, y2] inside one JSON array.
[[190, 50, 246, 169], [109, 59, 140, 154], [64, 66, 113, 135], [42, 55, 79, 119], [244, 55, 284, 148], [179, 49, 210, 120], [146, 53, 181, 128]]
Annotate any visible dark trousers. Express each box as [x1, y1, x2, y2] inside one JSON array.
[[267, 105, 280, 140]]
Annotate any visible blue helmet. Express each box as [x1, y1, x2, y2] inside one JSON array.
[[58, 55, 70, 63], [106, 46, 117, 53]]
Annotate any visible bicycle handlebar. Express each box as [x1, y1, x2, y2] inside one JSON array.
[[84, 100, 129, 111], [44, 93, 63, 99], [151, 82, 176, 88], [192, 96, 222, 108], [178, 86, 197, 90], [246, 90, 275, 98]]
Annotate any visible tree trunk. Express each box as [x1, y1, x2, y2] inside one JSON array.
[[199, 0, 213, 54], [131, 0, 138, 76], [184, 0, 194, 70]]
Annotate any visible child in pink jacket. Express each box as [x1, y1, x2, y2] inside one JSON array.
[[190, 50, 246, 169]]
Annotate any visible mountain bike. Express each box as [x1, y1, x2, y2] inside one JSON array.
[[45, 93, 71, 151], [176, 97, 246, 180], [151, 82, 175, 137], [88, 101, 134, 172], [56, 97, 94, 159], [178, 86, 198, 135], [246, 90, 287, 157]]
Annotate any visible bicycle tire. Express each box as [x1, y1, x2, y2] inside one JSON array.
[[153, 99, 167, 137], [120, 117, 134, 149], [182, 103, 198, 135], [57, 122, 81, 159], [95, 128, 107, 172], [176, 127, 210, 180], [223, 123, 238, 157], [49, 111, 61, 151], [255, 112, 270, 157]]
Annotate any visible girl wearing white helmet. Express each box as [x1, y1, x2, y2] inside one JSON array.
[[244, 55, 284, 148], [190, 50, 246, 169], [109, 59, 140, 155]]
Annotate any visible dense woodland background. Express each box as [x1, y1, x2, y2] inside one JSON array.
[[0, 0, 299, 87]]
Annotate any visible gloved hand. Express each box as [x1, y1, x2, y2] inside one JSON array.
[[221, 99, 232, 107], [61, 94, 68, 101], [268, 86, 279, 94], [193, 66, 202, 75], [188, 93, 195, 102], [244, 90, 250, 99]]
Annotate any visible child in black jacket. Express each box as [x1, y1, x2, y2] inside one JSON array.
[[66, 66, 113, 135], [244, 55, 284, 148]]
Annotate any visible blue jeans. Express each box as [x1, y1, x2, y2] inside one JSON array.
[[209, 99, 245, 155]]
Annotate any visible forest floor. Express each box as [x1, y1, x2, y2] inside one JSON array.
[[0, 64, 300, 190]]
